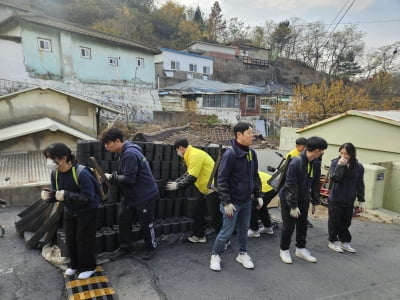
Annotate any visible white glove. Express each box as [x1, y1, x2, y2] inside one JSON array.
[[55, 190, 65, 201], [256, 197, 263, 210], [41, 190, 51, 201], [165, 181, 178, 191], [224, 203, 236, 217], [104, 173, 113, 180], [290, 207, 301, 219], [358, 201, 364, 209]]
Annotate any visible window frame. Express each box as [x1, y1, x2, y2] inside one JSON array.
[[189, 63, 197, 73], [171, 60, 180, 70], [80, 46, 91, 59], [137, 57, 144, 68], [246, 95, 256, 109], [203, 66, 210, 74], [108, 57, 118, 66], [37, 38, 52, 52]]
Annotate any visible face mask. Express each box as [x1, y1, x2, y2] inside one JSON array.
[[46, 158, 58, 170], [176, 150, 183, 158]]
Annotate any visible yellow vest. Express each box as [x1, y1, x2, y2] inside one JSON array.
[[183, 145, 215, 194], [258, 171, 274, 193], [286, 148, 301, 159]]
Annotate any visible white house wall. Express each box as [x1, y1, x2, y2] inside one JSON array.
[[159, 51, 213, 74], [188, 43, 236, 56], [0, 38, 30, 80]]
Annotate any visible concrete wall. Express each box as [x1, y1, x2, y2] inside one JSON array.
[[0, 89, 97, 137], [0, 38, 31, 81], [188, 42, 236, 56], [0, 131, 78, 152], [0, 185, 49, 206], [372, 161, 400, 213]]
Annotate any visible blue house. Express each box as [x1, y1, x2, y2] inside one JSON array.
[[0, 5, 159, 87]]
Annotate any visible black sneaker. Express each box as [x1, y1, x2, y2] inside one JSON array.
[[110, 248, 132, 261], [142, 249, 155, 260]]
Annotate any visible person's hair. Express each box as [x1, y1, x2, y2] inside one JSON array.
[[99, 127, 124, 144], [173, 138, 189, 149], [306, 136, 328, 151], [233, 122, 252, 138], [339, 142, 357, 177], [295, 137, 307, 145], [43, 143, 76, 164]]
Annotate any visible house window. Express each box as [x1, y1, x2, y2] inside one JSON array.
[[108, 57, 118, 66], [203, 94, 239, 108], [137, 57, 144, 68], [171, 61, 180, 70], [246, 95, 256, 109], [37, 38, 52, 51], [189, 64, 197, 72], [80, 47, 91, 58], [203, 66, 210, 74]]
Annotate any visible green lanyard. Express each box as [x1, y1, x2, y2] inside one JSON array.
[[307, 162, 313, 177], [55, 167, 78, 191], [246, 150, 253, 162]]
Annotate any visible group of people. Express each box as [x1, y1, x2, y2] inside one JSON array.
[[40, 122, 365, 278]]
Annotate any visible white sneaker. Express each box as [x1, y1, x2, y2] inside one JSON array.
[[279, 249, 293, 264], [236, 252, 254, 269], [188, 235, 206, 243], [295, 248, 317, 263], [341, 242, 357, 253], [210, 254, 221, 271], [64, 268, 77, 276], [247, 229, 260, 238], [258, 226, 274, 235], [328, 241, 344, 253], [78, 269, 96, 280]]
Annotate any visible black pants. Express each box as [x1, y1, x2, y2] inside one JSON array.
[[192, 191, 222, 238], [328, 202, 353, 243], [118, 196, 157, 251], [64, 208, 97, 272], [250, 190, 277, 230], [280, 201, 309, 250]]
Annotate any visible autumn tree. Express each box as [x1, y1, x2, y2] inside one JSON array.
[[151, 1, 186, 47], [276, 80, 373, 125], [206, 1, 226, 42]]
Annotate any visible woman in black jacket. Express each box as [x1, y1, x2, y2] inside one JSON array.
[[328, 143, 365, 253], [41, 143, 100, 279]]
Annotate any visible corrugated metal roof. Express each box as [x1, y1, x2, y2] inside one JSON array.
[[297, 110, 400, 132], [160, 48, 213, 60], [0, 118, 96, 142], [357, 110, 400, 122], [0, 151, 50, 187], [0, 86, 122, 114], [161, 79, 267, 95]]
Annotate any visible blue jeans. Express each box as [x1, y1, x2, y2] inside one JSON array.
[[212, 200, 252, 255]]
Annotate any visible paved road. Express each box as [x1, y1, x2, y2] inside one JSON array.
[[1, 206, 400, 300]]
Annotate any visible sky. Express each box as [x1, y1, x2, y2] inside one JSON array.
[[157, 0, 399, 51]]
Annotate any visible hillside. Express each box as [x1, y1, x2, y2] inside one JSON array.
[[213, 57, 327, 86]]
